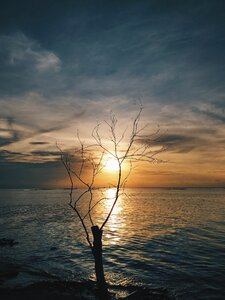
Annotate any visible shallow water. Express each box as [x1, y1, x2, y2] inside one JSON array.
[[0, 188, 225, 299]]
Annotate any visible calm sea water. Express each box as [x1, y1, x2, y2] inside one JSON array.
[[0, 188, 225, 299]]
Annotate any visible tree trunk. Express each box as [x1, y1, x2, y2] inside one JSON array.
[[91, 225, 108, 297]]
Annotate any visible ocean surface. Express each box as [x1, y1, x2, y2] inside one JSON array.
[[0, 188, 225, 299]]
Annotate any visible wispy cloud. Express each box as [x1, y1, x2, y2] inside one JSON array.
[[1, 32, 61, 71], [0, 1, 225, 187], [30, 141, 50, 145], [31, 150, 60, 157], [0, 32, 62, 97], [0, 92, 86, 148], [192, 103, 225, 124]]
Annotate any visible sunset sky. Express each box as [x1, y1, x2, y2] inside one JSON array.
[[0, 0, 225, 188]]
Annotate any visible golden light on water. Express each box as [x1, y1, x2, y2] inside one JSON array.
[[105, 188, 121, 213], [105, 188, 122, 221], [106, 187, 117, 200], [104, 188, 122, 245]]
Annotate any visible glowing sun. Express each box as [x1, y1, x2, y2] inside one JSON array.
[[105, 157, 119, 172]]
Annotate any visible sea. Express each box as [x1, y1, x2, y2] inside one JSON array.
[[0, 188, 225, 299]]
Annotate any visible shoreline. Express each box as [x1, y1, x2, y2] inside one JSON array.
[[0, 280, 174, 300]]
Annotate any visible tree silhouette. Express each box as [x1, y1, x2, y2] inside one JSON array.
[[58, 108, 164, 297]]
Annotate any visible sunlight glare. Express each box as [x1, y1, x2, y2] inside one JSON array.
[[105, 156, 119, 172], [105, 188, 121, 216], [104, 188, 123, 246], [106, 187, 117, 200]]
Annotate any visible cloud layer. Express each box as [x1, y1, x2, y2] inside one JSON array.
[[0, 1, 225, 187]]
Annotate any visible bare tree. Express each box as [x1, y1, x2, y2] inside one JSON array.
[[58, 108, 164, 297]]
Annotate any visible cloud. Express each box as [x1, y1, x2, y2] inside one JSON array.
[[1, 2, 225, 106], [0, 136, 20, 147], [138, 170, 182, 176], [0, 32, 61, 71], [0, 116, 23, 146], [192, 104, 225, 124], [0, 32, 62, 97], [36, 52, 61, 72], [0, 149, 24, 162], [48, 0, 225, 105], [0, 160, 64, 188], [140, 130, 223, 155], [0, 92, 86, 148], [156, 134, 202, 154], [30, 141, 50, 145], [0, 147, 85, 188], [0, 2, 225, 187], [31, 150, 60, 157]]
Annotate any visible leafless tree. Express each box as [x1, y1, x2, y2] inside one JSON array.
[[58, 108, 164, 297]]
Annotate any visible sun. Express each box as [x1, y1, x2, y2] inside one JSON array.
[[105, 156, 119, 172]]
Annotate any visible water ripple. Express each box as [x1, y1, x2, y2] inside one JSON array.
[[0, 188, 225, 299]]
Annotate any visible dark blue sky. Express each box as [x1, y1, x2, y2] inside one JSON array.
[[0, 0, 225, 187]]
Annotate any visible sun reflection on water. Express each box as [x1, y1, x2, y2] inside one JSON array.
[[105, 188, 123, 216], [104, 188, 124, 245]]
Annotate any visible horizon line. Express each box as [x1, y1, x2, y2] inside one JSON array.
[[0, 186, 225, 190]]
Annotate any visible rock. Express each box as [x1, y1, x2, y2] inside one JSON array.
[[0, 264, 19, 285], [0, 238, 18, 247]]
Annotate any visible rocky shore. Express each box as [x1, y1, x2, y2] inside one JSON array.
[[0, 238, 174, 299], [0, 281, 174, 300]]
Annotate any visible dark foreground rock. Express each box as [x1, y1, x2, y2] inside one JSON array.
[[0, 281, 174, 300], [0, 264, 19, 285], [0, 239, 18, 247]]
